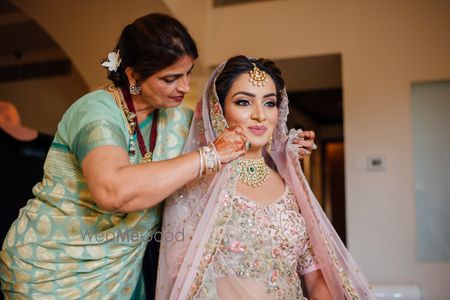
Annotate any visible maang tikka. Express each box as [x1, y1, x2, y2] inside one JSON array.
[[249, 63, 269, 87]]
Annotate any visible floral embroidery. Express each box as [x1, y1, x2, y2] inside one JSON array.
[[209, 90, 227, 135], [187, 163, 239, 299], [293, 152, 360, 300], [195, 187, 318, 299]]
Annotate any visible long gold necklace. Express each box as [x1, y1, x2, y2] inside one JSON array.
[[237, 157, 269, 188]]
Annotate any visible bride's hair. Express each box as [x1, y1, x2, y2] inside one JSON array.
[[214, 55, 285, 109]]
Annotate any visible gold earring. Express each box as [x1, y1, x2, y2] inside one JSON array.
[[266, 136, 272, 152]]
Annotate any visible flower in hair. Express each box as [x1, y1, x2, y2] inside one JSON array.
[[101, 50, 121, 72]]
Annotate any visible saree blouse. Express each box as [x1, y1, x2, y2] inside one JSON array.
[[198, 185, 318, 299]]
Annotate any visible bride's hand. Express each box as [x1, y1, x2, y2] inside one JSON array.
[[213, 125, 247, 164]]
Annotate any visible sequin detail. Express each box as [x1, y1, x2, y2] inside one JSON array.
[[197, 186, 318, 299]]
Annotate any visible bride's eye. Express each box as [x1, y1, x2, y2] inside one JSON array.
[[264, 100, 277, 107], [234, 99, 251, 106]]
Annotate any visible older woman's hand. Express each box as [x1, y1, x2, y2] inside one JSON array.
[[213, 125, 247, 164], [291, 130, 317, 160]]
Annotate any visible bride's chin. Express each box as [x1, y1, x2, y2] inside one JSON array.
[[246, 142, 268, 151], [249, 138, 270, 148]]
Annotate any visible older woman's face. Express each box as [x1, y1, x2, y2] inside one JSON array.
[[130, 55, 194, 110], [223, 73, 278, 150]]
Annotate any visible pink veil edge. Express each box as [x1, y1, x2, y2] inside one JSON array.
[[156, 60, 377, 300]]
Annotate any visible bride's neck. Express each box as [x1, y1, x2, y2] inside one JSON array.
[[242, 147, 263, 159]]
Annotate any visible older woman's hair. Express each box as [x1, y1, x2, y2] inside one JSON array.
[[106, 13, 198, 87], [215, 55, 285, 109]]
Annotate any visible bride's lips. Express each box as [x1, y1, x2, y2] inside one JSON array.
[[169, 95, 184, 103], [248, 125, 267, 135]]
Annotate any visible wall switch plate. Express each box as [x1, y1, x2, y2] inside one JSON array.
[[367, 154, 387, 171]]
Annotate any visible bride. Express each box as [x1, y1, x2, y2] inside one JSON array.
[[156, 56, 376, 299]]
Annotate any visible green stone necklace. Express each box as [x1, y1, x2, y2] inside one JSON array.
[[237, 157, 269, 188]]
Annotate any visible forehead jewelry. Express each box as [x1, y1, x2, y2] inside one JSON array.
[[249, 63, 269, 87]]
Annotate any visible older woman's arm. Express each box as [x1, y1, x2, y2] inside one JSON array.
[[303, 269, 332, 300], [83, 126, 246, 213]]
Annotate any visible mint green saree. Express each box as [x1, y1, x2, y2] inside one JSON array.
[[0, 86, 192, 299]]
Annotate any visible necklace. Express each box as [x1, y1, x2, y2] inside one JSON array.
[[237, 157, 269, 188], [120, 87, 158, 162]]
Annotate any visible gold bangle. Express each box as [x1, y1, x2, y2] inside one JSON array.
[[208, 141, 221, 172], [201, 143, 220, 177]]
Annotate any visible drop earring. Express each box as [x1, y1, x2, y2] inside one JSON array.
[[266, 136, 272, 152], [129, 84, 141, 95]]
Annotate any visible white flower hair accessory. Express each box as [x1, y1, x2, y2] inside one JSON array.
[[101, 50, 122, 72]]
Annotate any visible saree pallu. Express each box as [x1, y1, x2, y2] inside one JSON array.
[[0, 87, 192, 299]]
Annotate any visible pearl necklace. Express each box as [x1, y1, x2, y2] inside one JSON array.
[[237, 157, 269, 188]]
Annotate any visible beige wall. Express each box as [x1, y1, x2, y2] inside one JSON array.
[[341, 2, 450, 297], [0, 69, 88, 134], [7, 0, 450, 298], [192, 0, 450, 298], [11, 0, 170, 90]]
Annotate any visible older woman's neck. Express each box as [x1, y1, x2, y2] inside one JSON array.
[[131, 96, 156, 123]]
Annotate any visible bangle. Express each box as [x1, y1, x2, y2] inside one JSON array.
[[198, 148, 204, 178], [209, 141, 221, 172], [198, 143, 220, 177]]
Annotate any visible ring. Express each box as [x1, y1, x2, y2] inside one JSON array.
[[312, 143, 317, 150], [245, 141, 251, 150]]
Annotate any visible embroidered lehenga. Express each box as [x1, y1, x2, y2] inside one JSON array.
[[156, 61, 377, 299], [0, 85, 192, 299]]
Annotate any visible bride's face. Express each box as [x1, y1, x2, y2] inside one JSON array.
[[223, 73, 278, 150]]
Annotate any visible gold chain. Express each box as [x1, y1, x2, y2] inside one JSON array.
[[237, 157, 269, 188]]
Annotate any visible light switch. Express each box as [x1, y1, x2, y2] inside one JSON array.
[[367, 154, 387, 171]]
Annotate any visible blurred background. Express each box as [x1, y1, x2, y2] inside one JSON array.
[[0, 0, 449, 299]]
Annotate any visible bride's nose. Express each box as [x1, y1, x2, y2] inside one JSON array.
[[251, 102, 266, 123]]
